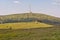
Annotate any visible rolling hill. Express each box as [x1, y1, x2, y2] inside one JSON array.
[[0, 13, 60, 25]]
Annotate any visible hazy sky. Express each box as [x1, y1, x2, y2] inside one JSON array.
[[0, 0, 60, 17]]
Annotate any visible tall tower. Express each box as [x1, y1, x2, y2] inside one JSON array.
[[29, 4, 32, 13], [27, 0, 32, 19], [28, 4, 33, 18]]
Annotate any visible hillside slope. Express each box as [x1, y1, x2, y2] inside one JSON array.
[[0, 13, 60, 25]]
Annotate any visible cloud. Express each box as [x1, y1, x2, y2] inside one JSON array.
[[52, 2, 60, 5], [53, 0, 60, 3], [53, 0, 60, 2], [52, 0, 60, 5], [13, 1, 20, 4]]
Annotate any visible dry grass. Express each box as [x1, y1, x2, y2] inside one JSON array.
[[0, 22, 53, 29]]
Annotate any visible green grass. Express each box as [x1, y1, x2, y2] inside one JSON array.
[[0, 26, 60, 40]]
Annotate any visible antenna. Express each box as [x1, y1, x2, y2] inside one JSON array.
[[29, 0, 32, 14], [26, 0, 32, 19], [29, 4, 32, 13]]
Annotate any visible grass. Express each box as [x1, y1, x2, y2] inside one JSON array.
[[0, 26, 59, 40], [0, 22, 52, 29]]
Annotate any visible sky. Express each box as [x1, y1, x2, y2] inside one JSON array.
[[0, 0, 60, 17]]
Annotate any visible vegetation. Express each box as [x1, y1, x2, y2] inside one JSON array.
[[0, 26, 60, 40], [0, 22, 52, 29], [0, 13, 60, 40], [0, 13, 60, 25]]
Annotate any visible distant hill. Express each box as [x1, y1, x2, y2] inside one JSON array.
[[0, 13, 60, 25]]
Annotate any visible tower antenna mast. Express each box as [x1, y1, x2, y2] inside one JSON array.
[[29, 4, 32, 13], [29, 0, 32, 13]]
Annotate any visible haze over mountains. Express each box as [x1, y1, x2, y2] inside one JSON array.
[[0, 13, 60, 25]]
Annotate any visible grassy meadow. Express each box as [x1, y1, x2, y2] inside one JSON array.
[[0, 26, 59, 40], [0, 22, 52, 29]]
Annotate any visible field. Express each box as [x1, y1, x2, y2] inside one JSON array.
[[0, 21, 59, 40], [0, 26, 60, 40], [0, 22, 52, 29]]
